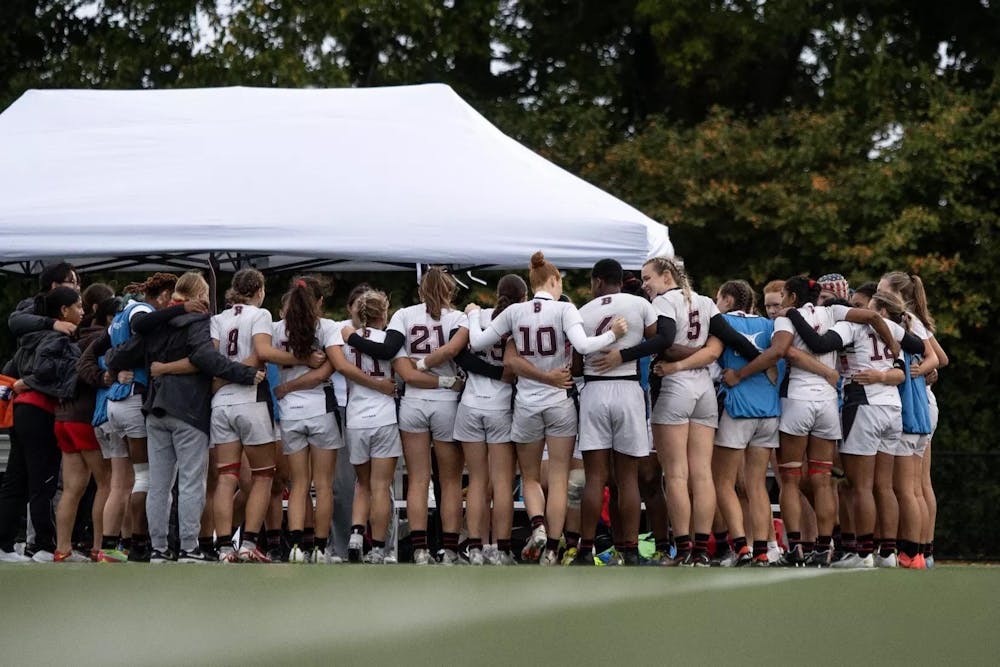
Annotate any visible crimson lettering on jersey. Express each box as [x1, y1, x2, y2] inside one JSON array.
[[410, 324, 445, 355]]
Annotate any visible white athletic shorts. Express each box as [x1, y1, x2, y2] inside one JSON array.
[[211, 402, 274, 446], [94, 421, 129, 459], [452, 403, 512, 444], [106, 394, 146, 440], [398, 397, 458, 442], [652, 374, 717, 428], [779, 397, 842, 441], [840, 404, 903, 456], [348, 424, 402, 465], [512, 397, 577, 444], [902, 391, 940, 458], [578, 381, 649, 457], [281, 412, 343, 455], [714, 411, 779, 450]]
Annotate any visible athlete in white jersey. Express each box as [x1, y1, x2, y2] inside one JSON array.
[[340, 268, 466, 564], [447, 275, 525, 565], [336, 291, 404, 564], [640, 257, 725, 565], [467, 252, 627, 565], [207, 270, 318, 563], [878, 271, 943, 568], [569, 260, 658, 566]]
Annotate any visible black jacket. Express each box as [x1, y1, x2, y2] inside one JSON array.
[[139, 310, 257, 434], [3, 297, 51, 377], [15, 329, 79, 400]]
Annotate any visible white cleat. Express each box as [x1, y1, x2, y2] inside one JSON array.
[[288, 545, 308, 564], [364, 546, 387, 564], [540, 548, 559, 566], [315, 549, 342, 564], [521, 525, 547, 563], [413, 548, 434, 565], [437, 549, 467, 566], [875, 552, 898, 568], [466, 547, 485, 566], [0, 549, 32, 563], [348, 533, 364, 563]]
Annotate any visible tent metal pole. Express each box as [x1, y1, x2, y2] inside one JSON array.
[[208, 252, 220, 314]]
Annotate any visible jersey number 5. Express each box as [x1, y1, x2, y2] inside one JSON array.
[[687, 311, 701, 341]]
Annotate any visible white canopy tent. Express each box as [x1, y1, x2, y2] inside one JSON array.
[[0, 84, 671, 276]]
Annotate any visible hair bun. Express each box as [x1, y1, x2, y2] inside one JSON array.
[[530, 251, 546, 268]]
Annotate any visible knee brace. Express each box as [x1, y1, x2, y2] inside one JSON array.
[[807, 460, 833, 478], [132, 463, 150, 494], [217, 461, 241, 480], [567, 468, 585, 508], [251, 465, 276, 480]]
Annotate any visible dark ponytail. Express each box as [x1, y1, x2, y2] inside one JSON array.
[[718, 280, 756, 314], [494, 274, 528, 317], [284, 275, 324, 358], [783, 275, 821, 308], [42, 286, 81, 319]]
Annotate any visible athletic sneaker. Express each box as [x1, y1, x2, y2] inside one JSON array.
[[712, 546, 736, 567], [734, 548, 753, 567], [127, 545, 150, 563], [436, 549, 467, 566], [54, 550, 90, 563], [521, 525, 547, 563], [413, 548, 434, 565], [621, 551, 640, 566], [680, 552, 711, 567], [288, 545, 308, 564], [482, 544, 499, 564], [218, 547, 239, 563], [149, 549, 175, 564], [466, 547, 485, 566], [804, 550, 832, 568], [767, 543, 784, 564], [875, 552, 898, 568], [348, 533, 364, 563], [831, 552, 874, 569], [177, 548, 214, 563], [925, 555, 935, 569], [364, 546, 387, 564], [238, 544, 272, 563], [24, 546, 55, 563], [560, 546, 579, 566], [540, 548, 559, 566], [315, 549, 342, 564], [488, 549, 517, 566], [266, 546, 283, 563], [572, 548, 594, 566], [751, 553, 771, 567], [899, 552, 926, 569], [0, 548, 32, 563], [779, 544, 806, 567]]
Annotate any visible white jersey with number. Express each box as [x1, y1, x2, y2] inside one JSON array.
[[342, 327, 402, 429], [456, 308, 511, 410], [387, 304, 465, 402], [485, 295, 580, 407], [773, 303, 850, 401], [579, 293, 659, 378], [651, 289, 719, 381], [210, 304, 272, 407], [833, 318, 904, 407], [271, 318, 341, 420]]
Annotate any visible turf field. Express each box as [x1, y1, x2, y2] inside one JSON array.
[[1, 564, 997, 666]]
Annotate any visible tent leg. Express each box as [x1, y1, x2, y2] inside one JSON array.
[[207, 253, 220, 314]]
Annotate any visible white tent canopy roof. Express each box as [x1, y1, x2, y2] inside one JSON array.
[[0, 84, 671, 275]]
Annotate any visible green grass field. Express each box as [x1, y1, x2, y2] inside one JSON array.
[[1, 564, 997, 666]]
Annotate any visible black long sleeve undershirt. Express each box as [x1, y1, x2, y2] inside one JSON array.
[[619, 316, 676, 363], [710, 314, 761, 359], [347, 329, 405, 360], [131, 304, 187, 335], [786, 309, 844, 353], [900, 331, 924, 356], [446, 327, 504, 380]]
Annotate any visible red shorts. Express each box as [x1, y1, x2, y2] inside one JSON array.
[[55, 421, 101, 454]]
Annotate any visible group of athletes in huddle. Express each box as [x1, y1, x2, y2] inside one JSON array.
[[0, 250, 944, 568]]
